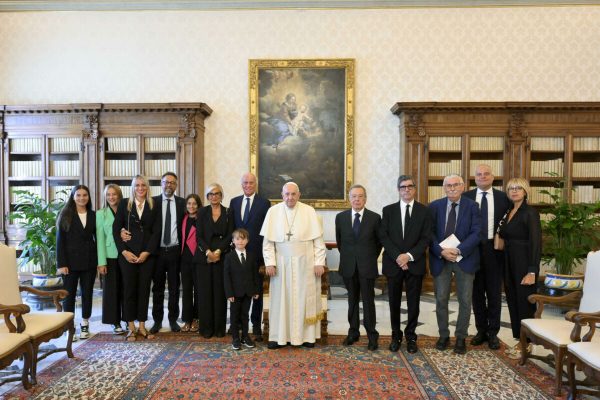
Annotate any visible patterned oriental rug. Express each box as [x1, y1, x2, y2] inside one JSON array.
[[6, 334, 564, 400]]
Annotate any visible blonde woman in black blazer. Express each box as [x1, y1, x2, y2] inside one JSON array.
[[113, 175, 161, 341], [56, 184, 97, 340], [195, 183, 234, 338]]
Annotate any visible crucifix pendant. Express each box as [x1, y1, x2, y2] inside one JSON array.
[[286, 231, 293, 241]]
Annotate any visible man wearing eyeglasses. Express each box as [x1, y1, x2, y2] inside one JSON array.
[[429, 174, 481, 355], [150, 172, 187, 334], [464, 164, 510, 350], [379, 175, 432, 354]]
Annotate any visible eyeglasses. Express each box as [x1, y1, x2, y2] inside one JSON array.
[[162, 180, 177, 186], [507, 186, 524, 191], [444, 183, 464, 189], [398, 184, 416, 190], [207, 192, 222, 197]]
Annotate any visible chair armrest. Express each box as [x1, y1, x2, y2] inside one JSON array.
[[528, 291, 583, 318], [0, 303, 30, 333], [566, 310, 600, 342], [19, 286, 69, 312]]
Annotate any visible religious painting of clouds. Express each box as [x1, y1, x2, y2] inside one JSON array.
[[249, 59, 354, 209]]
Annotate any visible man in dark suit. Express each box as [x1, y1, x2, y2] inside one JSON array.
[[464, 164, 510, 350], [429, 173, 481, 354], [380, 175, 432, 354], [335, 184, 382, 351], [150, 172, 186, 333], [229, 172, 271, 340]]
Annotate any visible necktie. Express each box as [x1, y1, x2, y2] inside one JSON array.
[[480, 192, 489, 242], [242, 197, 250, 225], [444, 202, 457, 239], [164, 198, 171, 246], [404, 204, 411, 236], [241, 252, 246, 264], [353, 212, 361, 239]]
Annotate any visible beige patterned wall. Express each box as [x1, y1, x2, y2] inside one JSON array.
[[1, 7, 599, 239]]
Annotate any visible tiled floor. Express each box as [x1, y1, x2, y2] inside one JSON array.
[[0, 280, 573, 397]]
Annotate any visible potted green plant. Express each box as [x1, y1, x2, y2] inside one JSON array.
[[540, 174, 600, 290], [7, 189, 65, 287]]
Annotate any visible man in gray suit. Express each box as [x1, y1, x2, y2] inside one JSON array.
[[335, 184, 382, 351]]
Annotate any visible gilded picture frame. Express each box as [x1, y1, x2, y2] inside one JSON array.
[[249, 59, 354, 209]]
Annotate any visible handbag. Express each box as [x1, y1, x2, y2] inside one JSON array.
[[493, 209, 509, 251]]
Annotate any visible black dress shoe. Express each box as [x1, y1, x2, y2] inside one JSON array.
[[302, 342, 315, 348], [388, 340, 400, 352], [406, 339, 418, 354], [342, 335, 359, 346], [487, 334, 500, 350], [368, 341, 378, 351], [470, 331, 488, 346], [170, 322, 181, 332], [254, 333, 264, 342], [149, 323, 162, 334], [268, 341, 283, 350], [435, 337, 450, 351], [454, 338, 467, 355], [215, 331, 226, 338], [201, 332, 213, 339]]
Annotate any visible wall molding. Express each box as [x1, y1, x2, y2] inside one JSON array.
[[1, 0, 599, 11]]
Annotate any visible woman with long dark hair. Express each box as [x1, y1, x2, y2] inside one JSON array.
[[180, 193, 202, 332], [96, 183, 125, 334], [195, 183, 234, 338], [56, 184, 97, 340], [113, 175, 161, 341]]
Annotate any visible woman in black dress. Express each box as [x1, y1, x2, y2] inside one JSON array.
[[56, 184, 97, 340], [498, 177, 542, 358], [113, 175, 161, 341], [180, 193, 202, 332], [195, 183, 234, 338]]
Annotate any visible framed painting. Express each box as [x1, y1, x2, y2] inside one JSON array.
[[249, 59, 354, 209]]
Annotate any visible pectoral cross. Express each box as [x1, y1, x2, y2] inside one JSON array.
[[286, 231, 293, 241]]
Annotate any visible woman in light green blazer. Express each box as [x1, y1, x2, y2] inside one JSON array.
[[96, 183, 125, 334]]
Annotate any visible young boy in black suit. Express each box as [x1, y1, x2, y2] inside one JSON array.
[[224, 228, 261, 350]]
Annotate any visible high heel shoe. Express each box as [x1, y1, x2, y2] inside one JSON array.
[[181, 323, 191, 332], [126, 330, 137, 342], [138, 328, 155, 340]]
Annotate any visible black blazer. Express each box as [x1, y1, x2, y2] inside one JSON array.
[[229, 194, 271, 264], [464, 188, 510, 240], [152, 194, 186, 247], [113, 198, 161, 256], [335, 208, 382, 279], [223, 250, 261, 298], [380, 201, 432, 276], [57, 211, 98, 271], [499, 202, 542, 275], [194, 204, 235, 264]]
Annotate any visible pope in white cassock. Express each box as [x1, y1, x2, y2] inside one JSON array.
[[260, 182, 326, 348]]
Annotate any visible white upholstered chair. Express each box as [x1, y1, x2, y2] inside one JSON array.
[[519, 250, 600, 395], [0, 244, 75, 384], [566, 312, 600, 400], [0, 303, 34, 390]]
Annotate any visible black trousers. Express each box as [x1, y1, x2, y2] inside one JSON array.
[[196, 261, 227, 336], [229, 295, 252, 340], [343, 270, 378, 342], [504, 250, 536, 339], [387, 270, 423, 341], [152, 247, 181, 325], [62, 268, 96, 319], [181, 257, 199, 323], [472, 240, 504, 336], [101, 257, 124, 325], [119, 255, 154, 322], [249, 286, 264, 331]]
